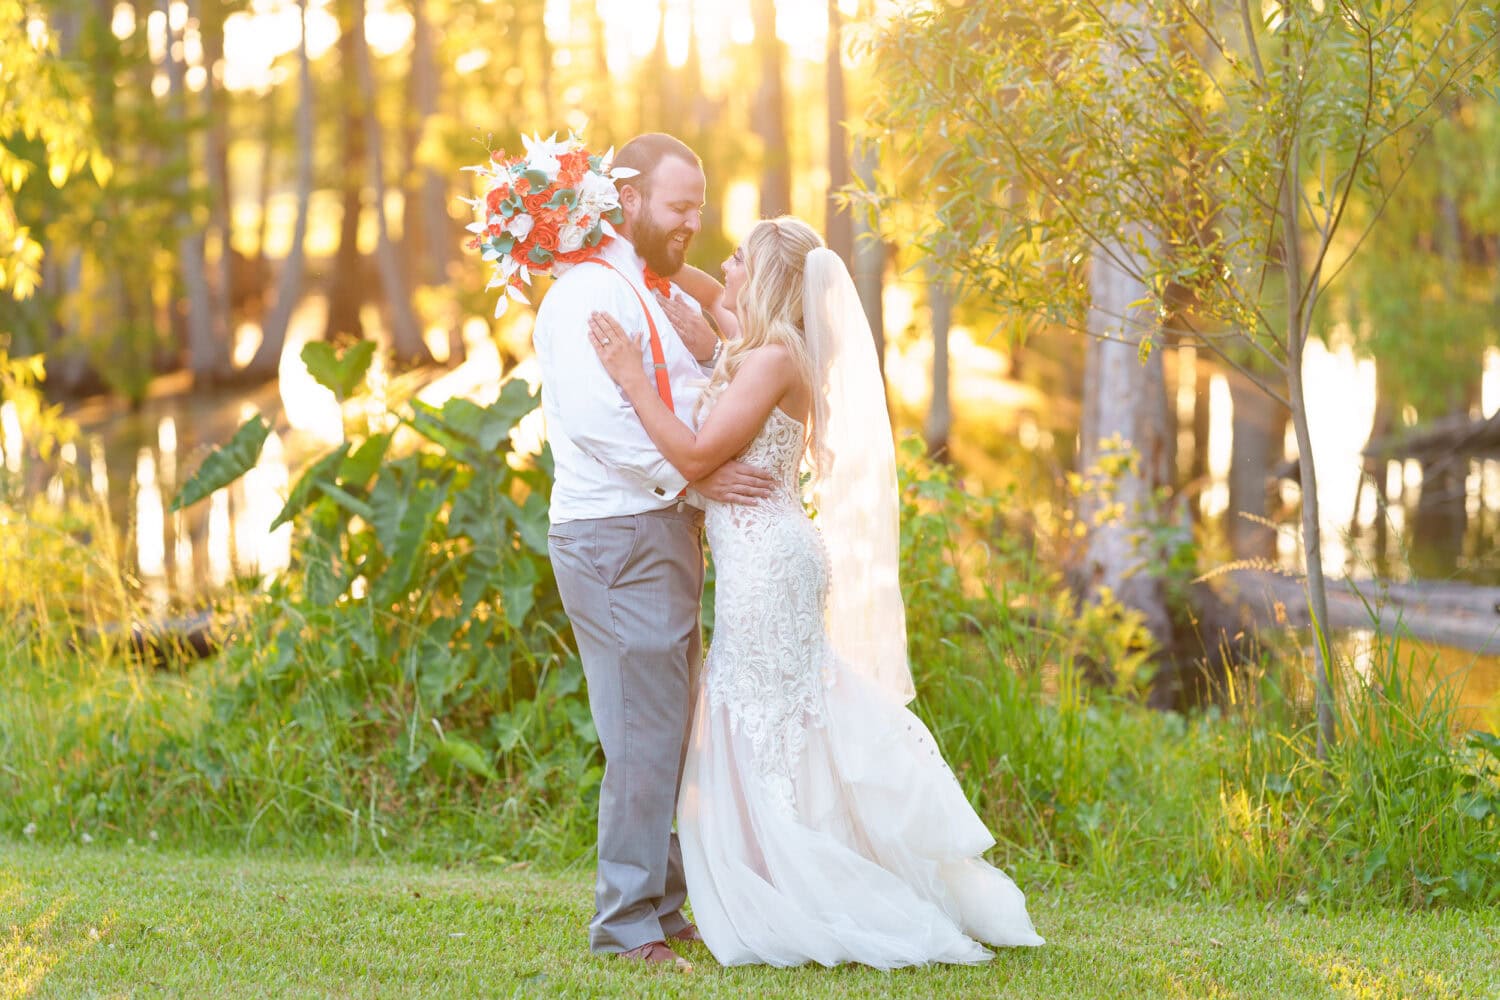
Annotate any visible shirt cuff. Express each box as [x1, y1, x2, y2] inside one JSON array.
[[649, 467, 690, 499]]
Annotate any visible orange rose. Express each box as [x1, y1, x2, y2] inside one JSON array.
[[531, 216, 561, 252], [523, 191, 550, 216]]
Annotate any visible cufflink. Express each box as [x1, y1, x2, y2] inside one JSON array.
[[653, 486, 667, 497]]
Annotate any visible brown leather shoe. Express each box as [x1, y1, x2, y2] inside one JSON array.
[[618, 940, 693, 972], [667, 923, 703, 943]]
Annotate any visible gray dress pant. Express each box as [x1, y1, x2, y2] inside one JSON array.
[[547, 503, 705, 953]]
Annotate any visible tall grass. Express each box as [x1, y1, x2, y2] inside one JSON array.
[[895, 439, 1497, 907], [1, 391, 1495, 908]]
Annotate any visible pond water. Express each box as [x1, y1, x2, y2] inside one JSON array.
[[5, 296, 1497, 731]]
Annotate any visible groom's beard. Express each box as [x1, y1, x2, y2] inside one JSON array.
[[631, 214, 693, 276]]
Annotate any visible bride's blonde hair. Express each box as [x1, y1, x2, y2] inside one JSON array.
[[698, 217, 823, 440]]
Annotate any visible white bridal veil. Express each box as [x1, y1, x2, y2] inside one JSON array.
[[804, 247, 917, 705]]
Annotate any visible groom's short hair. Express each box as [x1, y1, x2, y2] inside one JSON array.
[[613, 133, 701, 199]]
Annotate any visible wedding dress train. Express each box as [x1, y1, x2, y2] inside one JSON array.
[[678, 406, 1044, 968]]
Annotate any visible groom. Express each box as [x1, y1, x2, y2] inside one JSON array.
[[533, 133, 773, 967]]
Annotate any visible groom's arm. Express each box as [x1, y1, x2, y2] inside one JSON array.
[[535, 274, 692, 497]]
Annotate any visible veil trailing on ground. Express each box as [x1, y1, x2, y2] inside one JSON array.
[[803, 247, 916, 706]]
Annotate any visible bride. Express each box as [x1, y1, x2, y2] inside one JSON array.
[[585, 216, 1043, 968]]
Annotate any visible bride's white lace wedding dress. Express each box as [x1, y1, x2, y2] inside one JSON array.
[[678, 405, 1044, 969]]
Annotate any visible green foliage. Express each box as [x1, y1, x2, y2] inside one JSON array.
[[170, 416, 272, 512], [900, 438, 1497, 907], [1200, 633, 1500, 908], [0, 0, 104, 300], [1336, 94, 1500, 418], [299, 340, 376, 403], [1, 395, 1494, 908], [864, 1, 1500, 360]]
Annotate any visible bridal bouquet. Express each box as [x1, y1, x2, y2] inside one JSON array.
[[463, 131, 637, 317]]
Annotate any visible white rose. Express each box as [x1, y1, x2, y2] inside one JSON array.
[[505, 214, 534, 241], [558, 222, 588, 254]]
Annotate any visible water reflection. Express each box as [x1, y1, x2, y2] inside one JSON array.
[[207, 488, 232, 590], [34, 296, 528, 610], [1202, 340, 1499, 584], [134, 445, 168, 608]]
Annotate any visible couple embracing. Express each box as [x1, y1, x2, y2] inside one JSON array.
[[532, 132, 1043, 971]]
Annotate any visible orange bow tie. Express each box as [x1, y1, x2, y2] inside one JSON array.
[[642, 267, 672, 297]]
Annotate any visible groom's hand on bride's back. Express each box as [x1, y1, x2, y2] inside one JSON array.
[[691, 460, 774, 505]]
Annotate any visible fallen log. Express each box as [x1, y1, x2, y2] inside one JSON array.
[[72, 610, 228, 667], [1362, 411, 1500, 462], [1219, 568, 1500, 656]]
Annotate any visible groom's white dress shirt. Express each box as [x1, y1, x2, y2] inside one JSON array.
[[532, 235, 708, 524]]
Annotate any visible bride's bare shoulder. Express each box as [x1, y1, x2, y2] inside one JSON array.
[[739, 343, 797, 375]]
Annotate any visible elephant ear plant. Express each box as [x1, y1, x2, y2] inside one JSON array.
[[171, 340, 602, 855]]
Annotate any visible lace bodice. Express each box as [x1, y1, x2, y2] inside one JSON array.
[[702, 406, 830, 810]]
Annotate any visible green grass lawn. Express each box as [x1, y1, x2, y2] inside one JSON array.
[[2, 842, 1494, 999]]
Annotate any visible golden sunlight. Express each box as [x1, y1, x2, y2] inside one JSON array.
[[212, 0, 862, 96]]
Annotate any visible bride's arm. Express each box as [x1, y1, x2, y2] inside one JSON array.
[[588, 311, 790, 482], [670, 264, 739, 340]]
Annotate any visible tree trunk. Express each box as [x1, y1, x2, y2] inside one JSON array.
[[1411, 189, 1479, 578], [198, 0, 235, 355], [351, 0, 431, 366], [1280, 138, 1336, 760], [406, 0, 461, 363], [325, 0, 366, 343], [825, 0, 852, 264], [587, 2, 613, 137], [411, 0, 449, 291], [1078, 6, 1173, 666], [681, 6, 728, 262], [751, 0, 791, 217], [250, 87, 277, 316], [641, 0, 670, 126], [924, 264, 952, 458], [1191, 348, 1212, 491], [1081, 233, 1174, 657], [42, 5, 93, 394], [1227, 368, 1286, 561], [850, 137, 886, 377], [1412, 373, 1480, 581], [242, 0, 314, 382], [162, 0, 229, 383]]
